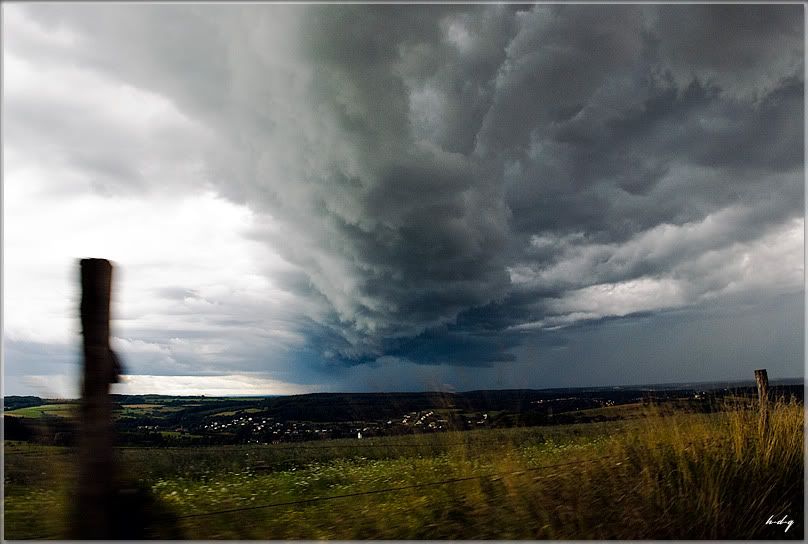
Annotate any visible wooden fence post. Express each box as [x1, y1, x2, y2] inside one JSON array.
[[754, 368, 769, 435], [73, 259, 121, 539]]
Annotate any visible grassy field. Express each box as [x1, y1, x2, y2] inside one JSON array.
[[4, 404, 76, 418], [3, 400, 802, 539], [211, 407, 265, 417]]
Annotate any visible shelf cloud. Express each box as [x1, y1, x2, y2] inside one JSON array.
[[3, 4, 803, 395]]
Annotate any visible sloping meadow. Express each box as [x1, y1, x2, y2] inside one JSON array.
[[3, 400, 803, 539]]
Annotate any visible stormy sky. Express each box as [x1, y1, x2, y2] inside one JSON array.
[[3, 4, 804, 397]]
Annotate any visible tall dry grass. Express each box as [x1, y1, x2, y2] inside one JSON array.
[[521, 397, 804, 539], [4, 398, 803, 539]]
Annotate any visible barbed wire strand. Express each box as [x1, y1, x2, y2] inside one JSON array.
[[16, 454, 624, 539], [175, 454, 622, 520], [5, 438, 540, 456]]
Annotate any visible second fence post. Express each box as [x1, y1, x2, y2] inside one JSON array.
[[754, 368, 769, 435]]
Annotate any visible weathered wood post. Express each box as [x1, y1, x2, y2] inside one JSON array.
[[73, 259, 122, 539], [754, 368, 769, 435]]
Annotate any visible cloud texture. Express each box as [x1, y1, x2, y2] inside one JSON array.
[[3, 4, 804, 393]]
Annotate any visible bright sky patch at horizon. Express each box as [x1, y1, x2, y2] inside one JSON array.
[[2, 4, 804, 398]]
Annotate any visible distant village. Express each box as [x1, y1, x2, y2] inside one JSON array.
[[148, 408, 496, 444], [5, 382, 802, 447], [138, 395, 630, 445]]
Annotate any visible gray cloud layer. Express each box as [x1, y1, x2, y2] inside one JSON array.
[[5, 5, 804, 383]]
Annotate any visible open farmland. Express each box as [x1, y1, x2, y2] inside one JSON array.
[[4, 404, 76, 419]]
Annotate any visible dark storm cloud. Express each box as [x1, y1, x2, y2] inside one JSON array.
[[383, 327, 518, 367], [652, 5, 804, 95], [10, 4, 804, 373], [473, 5, 649, 157]]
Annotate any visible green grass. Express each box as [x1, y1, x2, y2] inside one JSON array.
[[211, 410, 238, 417], [211, 407, 265, 417], [4, 404, 76, 418], [116, 405, 185, 419], [3, 400, 802, 539]]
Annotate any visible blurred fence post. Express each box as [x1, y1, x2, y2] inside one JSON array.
[[73, 259, 119, 539], [754, 368, 769, 435]]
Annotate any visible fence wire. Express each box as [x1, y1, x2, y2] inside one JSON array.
[[15, 454, 624, 539]]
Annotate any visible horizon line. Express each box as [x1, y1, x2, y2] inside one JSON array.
[[4, 376, 804, 400]]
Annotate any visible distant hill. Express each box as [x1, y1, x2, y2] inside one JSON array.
[[5, 378, 803, 423], [3, 396, 45, 411]]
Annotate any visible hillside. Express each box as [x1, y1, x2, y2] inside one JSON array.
[[4, 399, 803, 539]]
